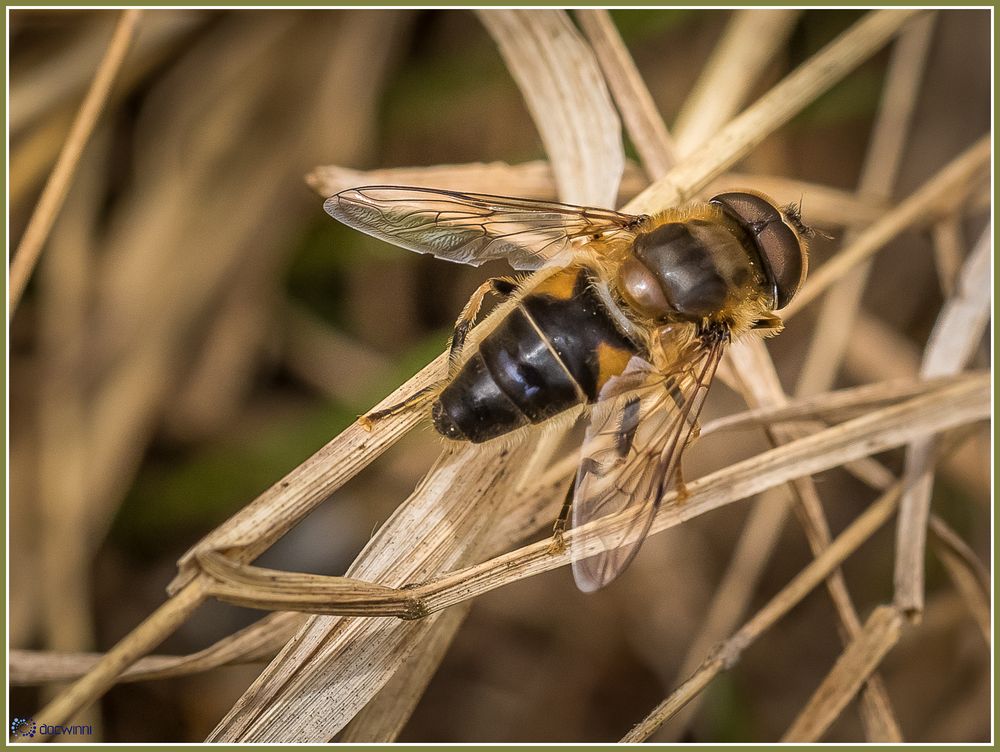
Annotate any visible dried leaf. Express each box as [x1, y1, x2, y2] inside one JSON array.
[[894, 225, 992, 616], [192, 373, 988, 620], [576, 9, 677, 177], [795, 13, 937, 396], [781, 606, 904, 742], [478, 9, 624, 207], [10, 612, 301, 685], [623, 486, 904, 742], [672, 9, 801, 154]]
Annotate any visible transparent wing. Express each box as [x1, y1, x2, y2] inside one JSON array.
[[324, 185, 645, 270], [570, 326, 727, 592]]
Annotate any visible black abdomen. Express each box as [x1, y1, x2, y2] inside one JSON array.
[[433, 268, 641, 443]]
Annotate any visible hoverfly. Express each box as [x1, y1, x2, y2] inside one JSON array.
[[324, 186, 811, 591]]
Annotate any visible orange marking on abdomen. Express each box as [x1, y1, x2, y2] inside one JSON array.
[[594, 340, 634, 393], [531, 268, 580, 300]]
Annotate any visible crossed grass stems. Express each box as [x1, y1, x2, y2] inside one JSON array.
[[17, 8, 990, 743]]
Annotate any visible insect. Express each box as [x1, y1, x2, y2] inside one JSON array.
[[324, 186, 811, 591]]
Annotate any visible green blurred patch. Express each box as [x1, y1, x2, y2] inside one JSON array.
[[392, 327, 451, 381], [929, 475, 980, 541], [110, 329, 450, 558], [792, 68, 884, 129], [794, 9, 867, 59], [789, 10, 881, 128], [350, 327, 453, 410], [608, 9, 699, 44], [921, 475, 984, 593], [703, 672, 756, 742], [286, 217, 405, 325], [621, 130, 642, 166], [110, 402, 356, 557], [382, 39, 509, 130], [379, 15, 519, 158]]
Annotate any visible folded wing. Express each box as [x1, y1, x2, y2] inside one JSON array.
[[325, 185, 644, 270], [570, 326, 727, 592]]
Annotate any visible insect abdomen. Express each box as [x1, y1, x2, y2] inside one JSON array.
[[433, 268, 641, 443]]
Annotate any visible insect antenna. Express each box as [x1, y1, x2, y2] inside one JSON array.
[[782, 196, 832, 240]]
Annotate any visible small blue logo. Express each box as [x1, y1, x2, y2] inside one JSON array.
[[10, 716, 37, 739]]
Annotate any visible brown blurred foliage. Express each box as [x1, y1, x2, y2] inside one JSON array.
[[7, 9, 990, 742]]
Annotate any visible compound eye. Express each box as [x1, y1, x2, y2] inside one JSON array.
[[710, 191, 780, 228], [757, 218, 806, 309], [710, 191, 807, 309]]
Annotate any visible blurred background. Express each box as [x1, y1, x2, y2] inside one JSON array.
[[8, 9, 990, 743]]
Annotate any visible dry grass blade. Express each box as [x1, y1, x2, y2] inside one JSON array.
[[308, 159, 647, 202], [671, 9, 801, 154], [9, 9, 141, 319], [197, 551, 424, 617], [33, 11, 410, 733], [931, 216, 965, 298], [10, 612, 302, 685], [338, 430, 572, 742], [630, 9, 921, 211], [700, 373, 974, 436], [338, 605, 470, 742], [206, 11, 626, 741], [917, 224, 992, 379], [23, 9, 984, 741], [784, 136, 990, 320], [207, 443, 536, 742], [838, 420, 986, 512], [477, 9, 623, 207], [655, 487, 791, 739], [576, 9, 678, 176], [170, 353, 447, 591], [795, 12, 936, 397], [188, 373, 987, 620], [927, 516, 991, 646], [621, 485, 903, 742], [726, 340, 902, 742], [781, 605, 905, 742], [894, 225, 992, 618]]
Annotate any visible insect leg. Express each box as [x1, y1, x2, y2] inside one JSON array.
[[361, 277, 517, 432], [548, 480, 576, 554], [449, 276, 518, 367], [359, 383, 440, 431], [672, 461, 690, 503], [752, 313, 784, 332]]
